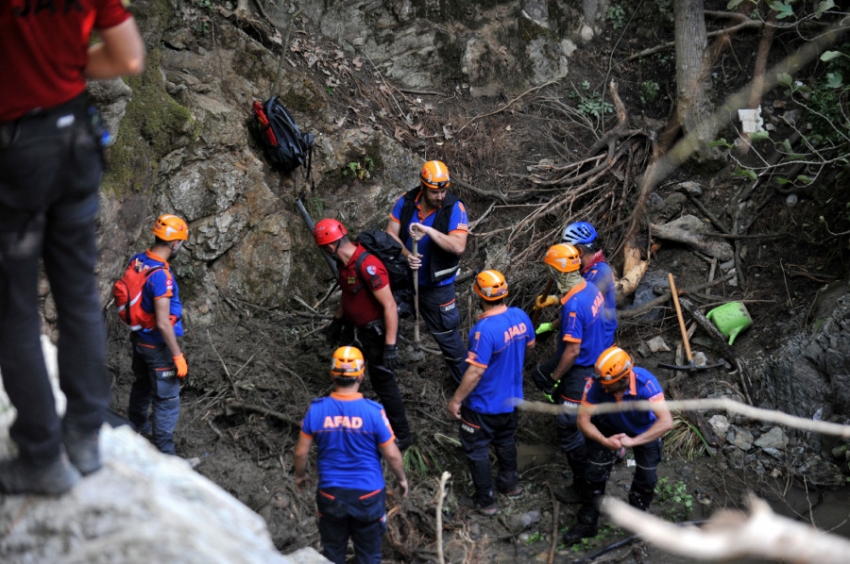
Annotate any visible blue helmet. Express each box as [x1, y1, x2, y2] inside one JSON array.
[[561, 222, 597, 246]]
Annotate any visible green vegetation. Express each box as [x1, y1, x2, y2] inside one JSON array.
[[102, 48, 197, 195], [605, 3, 628, 30], [343, 157, 375, 181], [655, 478, 694, 521], [567, 525, 621, 552], [639, 81, 660, 106], [570, 81, 614, 120]]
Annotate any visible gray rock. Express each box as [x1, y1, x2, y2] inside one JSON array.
[[754, 426, 788, 451], [0, 338, 326, 564], [762, 447, 785, 461], [727, 425, 753, 451], [647, 336, 670, 353], [708, 415, 730, 441], [677, 181, 703, 197]]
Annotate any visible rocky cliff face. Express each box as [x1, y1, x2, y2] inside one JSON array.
[[70, 0, 603, 336], [757, 281, 850, 464]]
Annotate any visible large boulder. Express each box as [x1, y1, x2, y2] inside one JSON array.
[[0, 338, 326, 564]]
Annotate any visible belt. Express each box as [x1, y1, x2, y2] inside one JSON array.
[[0, 93, 96, 149], [360, 319, 385, 335]]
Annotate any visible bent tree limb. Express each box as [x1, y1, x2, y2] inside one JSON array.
[[602, 494, 850, 564], [518, 397, 850, 439]]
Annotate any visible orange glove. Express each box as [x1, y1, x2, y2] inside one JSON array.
[[173, 354, 188, 378], [534, 295, 560, 311]]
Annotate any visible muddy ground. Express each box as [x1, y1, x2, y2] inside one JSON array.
[[106, 3, 849, 562]]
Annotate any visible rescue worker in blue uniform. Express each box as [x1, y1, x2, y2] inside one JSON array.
[[295, 346, 409, 564], [562, 346, 673, 545], [386, 160, 469, 384], [561, 222, 617, 346], [126, 214, 189, 455], [530, 244, 608, 496], [448, 270, 535, 515]]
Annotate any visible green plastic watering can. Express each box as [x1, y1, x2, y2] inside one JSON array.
[[706, 302, 752, 346]]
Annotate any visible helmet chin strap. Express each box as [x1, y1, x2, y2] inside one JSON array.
[[170, 240, 183, 256]]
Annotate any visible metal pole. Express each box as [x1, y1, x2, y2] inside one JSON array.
[[295, 198, 338, 279]]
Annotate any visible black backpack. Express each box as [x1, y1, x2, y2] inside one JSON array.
[[354, 230, 414, 319], [251, 96, 314, 174]]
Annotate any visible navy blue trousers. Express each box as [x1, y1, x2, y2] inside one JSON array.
[[129, 334, 181, 455], [316, 486, 387, 564], [418, 283, 467, 384], [0, 94, 110, 464], [459, 406, 519, 507]]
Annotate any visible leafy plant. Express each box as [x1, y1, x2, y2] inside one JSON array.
[[342, 157, 375, 181], [523, 531, 545, 545], [570, 82, 614, 121], [653, 0, 674, 23], [639, 81, 660, 105], [655, 477, 694, 521], [606, 3, 628, 29]]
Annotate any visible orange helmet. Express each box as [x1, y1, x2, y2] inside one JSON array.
[[544, 244, 581, 273], [330, 346, 365, 378], [314, 218, 347, 246], [420, 160, 451, 190], [152, 214, 188, 241], [473, 269, 508, 301], [594, 346, 634, 385]]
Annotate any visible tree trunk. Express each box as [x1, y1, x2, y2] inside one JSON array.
[[673, 0, 725, 168]]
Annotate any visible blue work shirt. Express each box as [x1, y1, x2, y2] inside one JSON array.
[[465, 305, 535, 414], [300, 392, 395, 491], [389, 192, 468, 288], [582, 367, 666, 436], [584, 260, 617, 346], [131, 250, 184, 344], [557, 280, 607, 367]]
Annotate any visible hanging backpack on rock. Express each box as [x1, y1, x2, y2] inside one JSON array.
[[354, 230, 415, 319], [251, 96, 314, 174]]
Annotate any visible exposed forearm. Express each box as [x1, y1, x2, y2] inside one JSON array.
[[427, 228, 466, 255], [451, 364, 484, 405], [85, 19, 145, 79], [552, 345, 579, 381], [158, 322, 182, 358], [294, 450, 309, 479], [628, 410, 674, 446]]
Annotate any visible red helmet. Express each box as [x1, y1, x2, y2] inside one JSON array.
[[314, 219, 347, 246]]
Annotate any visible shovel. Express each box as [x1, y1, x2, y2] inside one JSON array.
[[409, 239, 425, 362], [658, 273, 724, 372]]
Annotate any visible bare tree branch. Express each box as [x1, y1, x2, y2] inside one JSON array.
[[517, 398, 850, 439], [601, 494, 850, 563]]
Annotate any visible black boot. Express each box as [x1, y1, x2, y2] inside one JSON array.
[[0, 453, 80, 495], [554, 476, 586, 504], [628, 485, 654, 511], [562, 503, 599, 545], [63, 427, 102, 476]]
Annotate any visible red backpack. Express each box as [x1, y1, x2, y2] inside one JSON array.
[[112, 258, 165, 331]]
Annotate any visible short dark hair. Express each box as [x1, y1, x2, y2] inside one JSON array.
[[332, 375, 360, 388]]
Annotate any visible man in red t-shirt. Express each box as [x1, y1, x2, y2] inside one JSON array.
[[0, 1, 144, 495], [313, 219, 413, 450]]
